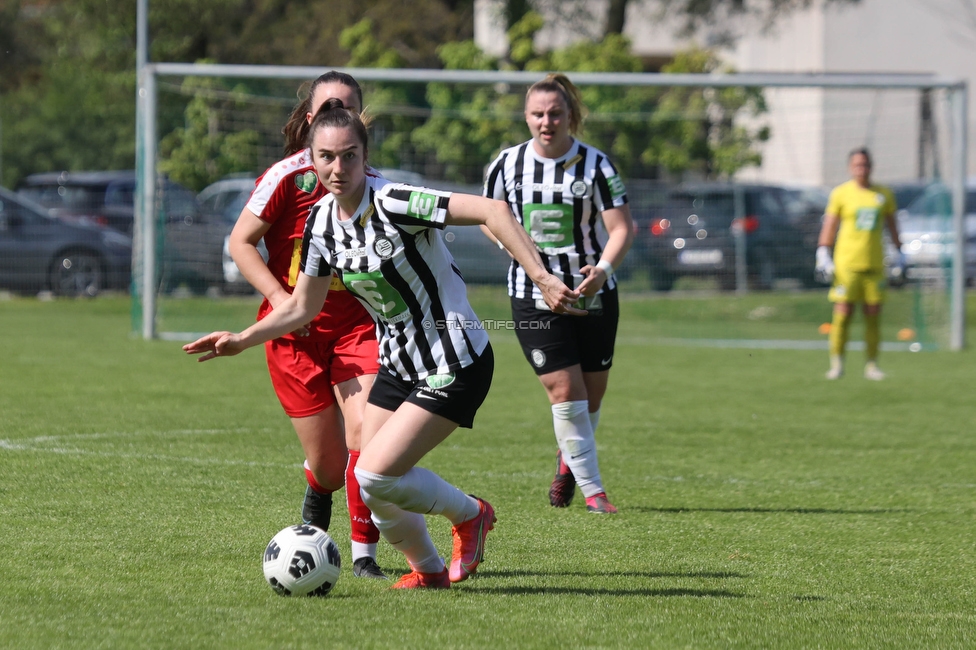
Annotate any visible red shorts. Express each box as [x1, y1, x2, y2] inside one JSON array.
[[265, 320, 379, 418]]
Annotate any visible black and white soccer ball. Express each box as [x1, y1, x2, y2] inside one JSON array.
[[263, 524, 341, 597]]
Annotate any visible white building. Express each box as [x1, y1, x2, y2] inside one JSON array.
[[474, 0, 975, 188]]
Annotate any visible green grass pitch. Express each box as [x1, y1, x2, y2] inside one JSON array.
[[1, 291, 975, 648]]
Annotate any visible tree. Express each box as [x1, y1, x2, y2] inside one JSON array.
[[156, 77, 260, 191], [0, 0, 475, 188], [403, 13, 769, 182], [496, 0, 861, 41]]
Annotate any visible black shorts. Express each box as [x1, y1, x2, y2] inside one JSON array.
[[366, 344, 494, 429], [511, 287, 619, 376]]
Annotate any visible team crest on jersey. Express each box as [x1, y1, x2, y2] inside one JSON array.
[[425, 373, 455, 389], [875, 193, 886, 206], [531, 349, 546, 368], [373, 236, 395, 260], [570, 180, 588, 197], [295, 171, 317, 193]]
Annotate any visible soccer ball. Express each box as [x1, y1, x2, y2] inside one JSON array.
[[263, 524, 341, 596]]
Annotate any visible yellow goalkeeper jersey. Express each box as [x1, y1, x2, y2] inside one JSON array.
[[826, 180, 896, 272]]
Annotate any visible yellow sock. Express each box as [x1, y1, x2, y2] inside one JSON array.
[[829, 310, 850, 358], [864, 312, 880, 362]]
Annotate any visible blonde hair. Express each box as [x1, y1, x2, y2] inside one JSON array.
[[526, 73, 587, 135]]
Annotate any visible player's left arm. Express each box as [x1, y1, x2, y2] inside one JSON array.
[[446, 193, 584, 314], [577, 204, 634, 297], [884, 192, 902, 251]]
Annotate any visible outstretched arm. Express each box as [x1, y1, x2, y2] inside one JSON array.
[[183, 272, 331, 361]]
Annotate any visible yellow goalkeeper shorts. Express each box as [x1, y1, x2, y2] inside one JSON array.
[[828, 267, 886, 305]]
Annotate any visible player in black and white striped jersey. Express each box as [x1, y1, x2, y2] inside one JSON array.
[[185, 99, 582, 589], [301, 182, 487, 381], [482, 74, 634, 514]]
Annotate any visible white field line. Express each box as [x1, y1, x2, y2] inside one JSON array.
[[0, 429, 299, 468]]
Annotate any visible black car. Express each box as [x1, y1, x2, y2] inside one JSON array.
[[17, 171, 228, 293], [0, 187, 131, 296], [632, 183, 824, 291]]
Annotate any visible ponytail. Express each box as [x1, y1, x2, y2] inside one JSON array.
[[282, 71, 364, 156]]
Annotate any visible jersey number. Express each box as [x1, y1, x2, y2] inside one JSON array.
[[342, 270, 409, 322]]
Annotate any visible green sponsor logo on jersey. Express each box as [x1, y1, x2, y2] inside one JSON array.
[[425, 373, 455, 389], [406, 191, 438, 221], [342, 270, 409, 322], [607, 174, 626, 199], [295, 171, 317, 193], [524, 203, 574, 250]]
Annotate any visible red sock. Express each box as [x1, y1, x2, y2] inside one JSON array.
[[345, 450, 379, 544]]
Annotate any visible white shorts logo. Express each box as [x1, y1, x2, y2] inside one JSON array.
[[531, 349, 546, 368]]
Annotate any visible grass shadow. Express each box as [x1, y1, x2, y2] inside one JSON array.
[[486, 570, 747, 580], [468, 585, 747, 598], [633, 506, 908, 515]]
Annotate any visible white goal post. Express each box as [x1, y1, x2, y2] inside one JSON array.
[[134, 62, 968, 349]]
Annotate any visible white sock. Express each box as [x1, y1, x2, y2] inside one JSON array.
[[396, 466, 479, 524], [354, 466, 478, 525], [350, 541, 376, 562], [552, 400, 604, 498], [589, 408, 601, 433], [355, 470, 444, 573]]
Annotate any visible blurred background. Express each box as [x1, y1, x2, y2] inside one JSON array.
[[1, 0, 973, 347]]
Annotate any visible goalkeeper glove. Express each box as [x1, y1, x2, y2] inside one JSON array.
[[815, 246, 835, 284], [889, 251, 907, 287]]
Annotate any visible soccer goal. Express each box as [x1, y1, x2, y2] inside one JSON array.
[[134, 64, 969, 350]]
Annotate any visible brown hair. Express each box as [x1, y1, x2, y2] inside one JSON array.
[[307, 98, 371, 162], [526, 73, 587, 135], [282, 71, 363, 156]]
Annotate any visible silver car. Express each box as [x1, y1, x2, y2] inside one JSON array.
[[893, 183, 976, 286]]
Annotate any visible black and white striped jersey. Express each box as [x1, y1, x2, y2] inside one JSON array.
[[301, 176, 489, 381], [483, 138, 628, 300]]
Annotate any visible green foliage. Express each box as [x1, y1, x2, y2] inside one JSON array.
[[157, 76, 260, 192], [403, 12, 769, 182], [338, 19, 424, 171]]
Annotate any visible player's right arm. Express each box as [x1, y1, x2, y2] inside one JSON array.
[[816, 189, 842, 281], [184, 271, 331, 362], [229, 207, 291, 308]]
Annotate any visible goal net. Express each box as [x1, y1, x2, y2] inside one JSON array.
[[134, 66, 969, 351]]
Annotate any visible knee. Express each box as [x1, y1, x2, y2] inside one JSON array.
[[354, 467, 401, 505], [834, 303, 853, 318], [552, 400, 589, 420], [306, 458, 345, 492]]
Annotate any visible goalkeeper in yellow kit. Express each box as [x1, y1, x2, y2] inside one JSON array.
[[815, 148, 903, 380]]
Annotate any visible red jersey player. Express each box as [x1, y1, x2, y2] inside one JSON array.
[[227, 72, 385, 579]]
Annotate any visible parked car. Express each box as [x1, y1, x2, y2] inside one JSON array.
[[891, 182, 976, 285], [888, 180, 931, 214], [17, 171, 227, 293], [634, 183, 824, 291], [197, 176, 267, 293], [0, 186, 131, 296]]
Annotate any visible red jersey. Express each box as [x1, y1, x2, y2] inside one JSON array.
[[246, 149, 372, 341]]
